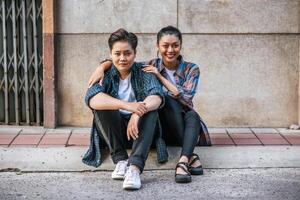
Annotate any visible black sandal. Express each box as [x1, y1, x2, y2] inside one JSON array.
[[189, 153, 204, 175], [175, 162, 191, 183]]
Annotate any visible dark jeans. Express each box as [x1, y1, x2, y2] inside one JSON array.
[[95, 110, 158, 172], [159, 96, 201, 159]]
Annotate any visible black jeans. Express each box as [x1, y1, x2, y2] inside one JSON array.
[[159, 96, 201, 159], [95, 110, 158, 172]]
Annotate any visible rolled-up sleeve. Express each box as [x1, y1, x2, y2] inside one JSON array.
[[85, 83, 105, 109], [172, 65, 200, 106], [142, 71, 165, 108]]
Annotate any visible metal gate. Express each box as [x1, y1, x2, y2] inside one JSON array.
[[0, 0, 43, 125]]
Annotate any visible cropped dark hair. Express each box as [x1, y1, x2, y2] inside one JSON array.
[[108, 28, 138, 52], [157, 26, 182, 44]]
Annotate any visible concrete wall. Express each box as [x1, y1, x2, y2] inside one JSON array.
[[56, 0, 300, 127]]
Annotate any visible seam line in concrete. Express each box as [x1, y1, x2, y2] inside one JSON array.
[[273, 128, 280, 134], [176, 0, 178, 28], [275, 128, 293, 145], [7, 129, 22, 147], [298, 33, 300, 125], [1, 167, 300, 174], [298, 2, 300, 34], [225, 129, 236, 146], [55, 33, 300, 36], [250, 128, 264, 146], [36, 130, 47, 147], [65, 129, 73, 147]]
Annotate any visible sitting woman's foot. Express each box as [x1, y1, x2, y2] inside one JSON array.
[[175, 162, 191, 183], [123, 165, 141, 190], [189, 153, 203, 175]]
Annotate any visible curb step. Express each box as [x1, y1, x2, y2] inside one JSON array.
[[1, 146, 300, 172]]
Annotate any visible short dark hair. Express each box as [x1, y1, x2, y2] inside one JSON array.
[[157, 26, 182, 44], [108, 28, 138, 52]]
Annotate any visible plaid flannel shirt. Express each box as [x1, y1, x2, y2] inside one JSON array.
[[145, 56, 211, 146]]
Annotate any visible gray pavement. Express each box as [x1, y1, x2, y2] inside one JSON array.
[[1, 146, 300, 199], [1, 168, 300, 200]]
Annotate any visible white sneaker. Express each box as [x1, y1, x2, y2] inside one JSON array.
[[123, 166, 141, 190], [111, 160, 128, 180]]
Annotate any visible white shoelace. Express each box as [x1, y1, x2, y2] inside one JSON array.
[[115, 161, 127, 174], [125, 168, 139, 181]]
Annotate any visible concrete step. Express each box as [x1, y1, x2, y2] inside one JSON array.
[[1, 146, 299, 172]]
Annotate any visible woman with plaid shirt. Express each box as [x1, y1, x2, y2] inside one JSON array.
[[85, 29, 164, 190], [88, 26, 211, 184]]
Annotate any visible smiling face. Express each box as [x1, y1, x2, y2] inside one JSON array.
[[157, 34, 181, 66], [110, 41, 136, 75]]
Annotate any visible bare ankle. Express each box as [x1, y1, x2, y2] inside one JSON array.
[[179, 155, 189, 163], [129, 164, 141, 174]]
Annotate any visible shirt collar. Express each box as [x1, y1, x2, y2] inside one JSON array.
[[110, 62, 137, 79], [158, 55, 185, 79]]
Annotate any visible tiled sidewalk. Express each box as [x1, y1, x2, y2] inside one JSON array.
[[209, 128, 295, 145], [0, 127, 300, 147], [0, 127, 89, 147]]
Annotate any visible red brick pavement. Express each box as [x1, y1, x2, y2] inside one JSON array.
[[0, 127, 299, 147]]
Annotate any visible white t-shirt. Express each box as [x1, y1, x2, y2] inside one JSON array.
[[163, 68, 176, 92], [118, 73, 136, 114]]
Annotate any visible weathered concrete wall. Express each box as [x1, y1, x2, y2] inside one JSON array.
[[56, 0, 300, 127], [186, 35, 299, 127], [56, 0, 177, 33], [178, 0, 299, 33], [298, 36, 300, 125]]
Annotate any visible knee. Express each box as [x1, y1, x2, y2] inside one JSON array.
[[94, 110, 118, 119], [164, 96, 180, 108], [185, 111, 201, 124], [142, 110, 158, 122], [95, 109, 110, 115]]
